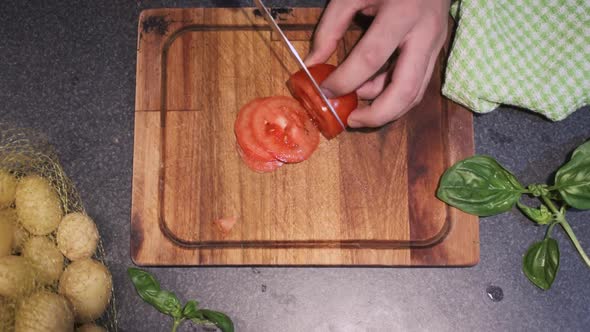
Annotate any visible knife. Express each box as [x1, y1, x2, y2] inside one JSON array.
[[253, 0, 346, 130]]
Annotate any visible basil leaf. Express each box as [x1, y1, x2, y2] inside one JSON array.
[[183, 300, 203, 319], [517, 202, 552, 225], [555, 141, 590, 209], [571, 139, 590, 158], [437, 156, 525, 216], [128, 268, 182, 318], [128, 268, 161, 302], [199, 309, 235, 332], [147, 290, 183, 318], [523, 238, 560, 290], [127, 267, 160, 292]]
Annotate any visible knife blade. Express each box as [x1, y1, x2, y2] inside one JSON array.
[[253, 0, 346, 130]]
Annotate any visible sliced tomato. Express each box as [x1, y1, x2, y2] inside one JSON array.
[[287, 63, 358, 139], [236, 143, 283, 173], [234, 97, 278, 161], [250, 96, 320, 163]]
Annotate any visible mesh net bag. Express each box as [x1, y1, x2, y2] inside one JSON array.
[[0, 123, 118, 331]]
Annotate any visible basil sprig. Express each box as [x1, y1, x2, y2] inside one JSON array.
[[128, 268, 234, 332], [437, 140, 590, 290]]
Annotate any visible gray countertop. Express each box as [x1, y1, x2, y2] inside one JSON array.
[[1, 1, 589, 331]]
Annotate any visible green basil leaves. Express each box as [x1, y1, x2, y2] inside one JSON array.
[[437, 140, 590, 290], [182, 301, 202, 319], [523, 238, 560, 290], [555, 141, 590, 209], [199, 309, 235, 332], [517, 202, 552, 225], [128, 267, 160, 299], [437, 156, 525, 216], [128, 268, 234, 332]]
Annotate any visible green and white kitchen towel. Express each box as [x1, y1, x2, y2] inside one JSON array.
[[443, 0, 589, 121]]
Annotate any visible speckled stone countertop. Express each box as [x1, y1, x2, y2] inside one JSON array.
[[1, 1, 589, 331]]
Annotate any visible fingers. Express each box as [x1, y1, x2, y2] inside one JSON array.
[[415, 25, 448, 101], [304, 1, 365, 67], [347, 37, 434, 128], [361, 6, 378, 16], [320, 5, 414, 97], [356, 72, 389, 100], [414, 49, 439, 105]]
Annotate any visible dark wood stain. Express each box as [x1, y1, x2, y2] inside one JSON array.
[[406, 50, 453, 264], [130, 213, 145, 260], [142, 15, 172, 35], [253, 7, 293, 20]]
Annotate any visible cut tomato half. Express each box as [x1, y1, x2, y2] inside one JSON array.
[[250, 96, 320, 163], [287, 63, 358, 139]]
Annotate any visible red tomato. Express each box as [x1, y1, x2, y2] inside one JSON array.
[[234, 98, 277, 162], [287, 64, 358, 139], [234, 96, 320, 170], [236, 143, 283, 173], [251, 96, 320, 163]]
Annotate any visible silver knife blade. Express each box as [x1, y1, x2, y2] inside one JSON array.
[[253, 0, 346, 130]]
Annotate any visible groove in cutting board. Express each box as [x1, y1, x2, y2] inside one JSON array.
[[131, 8, 479, 266]]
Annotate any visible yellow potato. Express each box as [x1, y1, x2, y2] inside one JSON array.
[[59, 259, 112, 322], [15, 291, 74, 332], [12, 221, 29, 254], [57, 213, 99, 261], [0, 256, 35, 298], [0, 209, 16, 257], [0, 170, 17, 209], [76, 323, 107, 332], [22, 236, 64, 285], [15, 175, 63, 235], [0, 296, 15, 332]]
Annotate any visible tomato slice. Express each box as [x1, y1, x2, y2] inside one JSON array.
[[236, 143, 283, 173], [251, 96, 320, 163], [287, 63, 358, 139], [234, 97, 277, 161]]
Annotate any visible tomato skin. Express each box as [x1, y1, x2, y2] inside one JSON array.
[[287, 64, 358, 139]]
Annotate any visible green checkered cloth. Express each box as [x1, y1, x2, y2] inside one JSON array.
[[443, 0, 589, 121]]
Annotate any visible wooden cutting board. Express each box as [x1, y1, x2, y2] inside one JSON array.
[[131, 8, 479, 266]]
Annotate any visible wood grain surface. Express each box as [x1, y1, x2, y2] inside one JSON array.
[[131, 8, 479, 266]]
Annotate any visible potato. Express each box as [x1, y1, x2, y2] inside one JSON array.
[[59, 259, 112, 322], [22, 236, 64, 285], [0, 209, 16, 257], [0, 296, 15, 332], [57, 213, 99, 261], [0, 170, 17, 209], [76, 323, 107, 332], [15, 175, 63, 235], [0, 256, 35, 298], [15, 291, 74, 332], [12, 221, 29, 254]]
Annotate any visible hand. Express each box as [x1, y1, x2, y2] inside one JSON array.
[[304, 0, 451, 128]]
